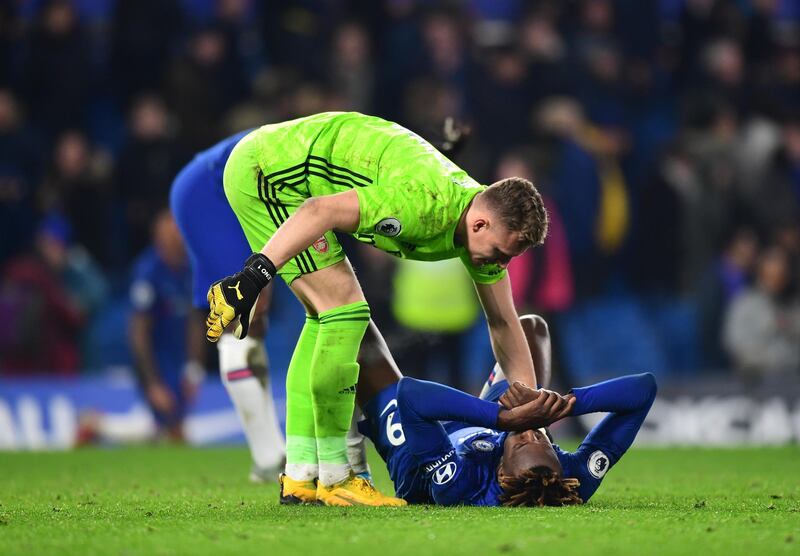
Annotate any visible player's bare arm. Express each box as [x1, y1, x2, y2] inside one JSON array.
[[129, 312, 175, 414], [475, 275, 537, 387], [206, 188, 361, 341], [499, 381, 574, 410], [260, 190, 360, 268], [495, 388, 575, 430]]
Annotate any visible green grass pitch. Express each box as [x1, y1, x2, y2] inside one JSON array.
[[0, 446, 798, 555]]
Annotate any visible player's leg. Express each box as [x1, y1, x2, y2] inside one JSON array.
[[354, 334, 432, 504], [357, 320, 403, 405], [170, 154, 285, 478], [286, 261, 403, 506], [282, 316, 399, 485], [217, 297, 287, 481], [289, 260, 370, 487], [222, 136, 330, 501], [340, 320, 404, 478], [285, 316, 400, 483], [278, 292, 321, 504], [480, 314, 552, 400], [224, 139, 402, 505]]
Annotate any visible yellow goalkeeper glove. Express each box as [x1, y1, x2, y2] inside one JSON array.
[[206, 253, 276, 342]]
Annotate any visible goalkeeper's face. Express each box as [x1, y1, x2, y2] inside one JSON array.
[[466, 219, 526, 269], [499, 428, 562, 479]]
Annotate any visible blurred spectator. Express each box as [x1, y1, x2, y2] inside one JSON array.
[[165, 27, 249, 151], [534, 98, 601, 298], [700, 39, 748, 113], [670, 96, 741, 292], [723, 245, 800, 378], [744, 0, 781, 68], [288, 81, 343, 119], [111, 0, 185, 104], [21, 0, 91, 135], [628, 143, 685, 294], [116, 95, 187, 259], [260, 2, 336, 78], [128, 210, 196, 441], [470, 47, 534, 159], [518, 9, 571, 102], [421, 9, 467, 88], [391, 258, 480, 390], [576, 39, 627, 131], [497, 148, 574, 314], [0, 215, 95, 375], [221, 70, 278, 133], [535, 96, 630, 298], [375, 0, 424, 118], [328, 21, 374, 112], [0, 0, 797, 384], [403, 78, 461, 135], [695, 228, 759, 368], [214, 0, 265, 79], [38, 131, 112, 265], [746, 114, 800, 235], [0, 88, 41, 264], [675, 0, 744, 86], [0, 3, 19, 87], [763, 47, 800, 112]]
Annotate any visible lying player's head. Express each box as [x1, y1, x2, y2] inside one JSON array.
[[497, 428, 582, 507], [467, 177, 548, 268]]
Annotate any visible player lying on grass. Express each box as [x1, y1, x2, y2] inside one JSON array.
[[354, 315, 657, 506], [205, 112, 548, 506]]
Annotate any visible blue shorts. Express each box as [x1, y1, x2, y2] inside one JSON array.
[[170, 131, 252, 309], [359, 383, 432, 504]]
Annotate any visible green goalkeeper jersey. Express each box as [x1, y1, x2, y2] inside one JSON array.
[[248, 111, 506, 284]]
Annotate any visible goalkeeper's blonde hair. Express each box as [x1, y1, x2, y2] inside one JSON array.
[[482, 177, 548, 248]]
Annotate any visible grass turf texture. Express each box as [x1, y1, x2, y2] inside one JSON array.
[[0, 446, 797, 556]]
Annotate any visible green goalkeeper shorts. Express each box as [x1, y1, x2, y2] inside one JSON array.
[[223, 131, 345, 284]]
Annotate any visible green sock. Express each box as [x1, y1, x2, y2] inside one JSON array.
[[284, 315, 320, 481], [311, 301, 370, 486]]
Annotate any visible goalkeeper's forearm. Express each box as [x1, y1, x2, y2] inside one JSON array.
[[488, 320, 537, 387], [208, 190, 361, 342], [260, 191, 360, 268]]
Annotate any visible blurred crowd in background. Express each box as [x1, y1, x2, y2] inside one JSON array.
[[1, 0, 800, 392]]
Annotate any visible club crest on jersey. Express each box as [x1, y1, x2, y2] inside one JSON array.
[[312, 236, 329, 253], [433, 462, 457, 485], [472, 439, 494, 452], [375, 217, 402, 237], [588, 450, 609, 479]]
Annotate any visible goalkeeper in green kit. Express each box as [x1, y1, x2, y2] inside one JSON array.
[[206, 112, 548, 507]]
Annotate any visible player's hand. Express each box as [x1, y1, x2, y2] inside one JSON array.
[[206, 253, 276, 342], [499, 381, 539, 410], [496, 388, 575, 431]]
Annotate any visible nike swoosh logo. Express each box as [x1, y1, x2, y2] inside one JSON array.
[[379, 399, 398, 418]]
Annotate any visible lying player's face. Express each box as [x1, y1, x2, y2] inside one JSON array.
[[468, 221, 525, 269], [500, 428, 562, 479]]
